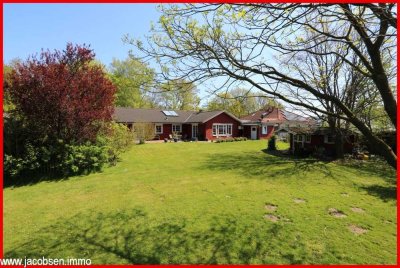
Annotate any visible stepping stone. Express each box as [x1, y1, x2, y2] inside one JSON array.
[[328, 208, 347, 218], [264, 214, 280, 222], [265, 203, 278, 211], [350, 207, 365, 213], [293, 198, 306, 204], [348, 224, 368, 235]]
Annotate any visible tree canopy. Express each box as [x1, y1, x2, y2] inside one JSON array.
[[109, 56, 155, 108], [206, 88, 281, 117], [155, 79, 200, 110], [5, 43, 116, 143]]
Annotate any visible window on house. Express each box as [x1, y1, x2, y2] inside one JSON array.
[[305, 134, 311, 143], [212, 124, 233, 136], [262, 125, 268, 135], [325, 134, 334, 144], [295, 134, 303, 142], [212, 125, 217, 136], [218, 124, 225, 135], [172, 124, 181, 133], [155, 124, 163, 134]]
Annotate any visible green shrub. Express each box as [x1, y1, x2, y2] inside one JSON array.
[[61, 143, 108, 174], [4, 140, 110, 185], [97, 122, 134, 165], [215, 137, 248, 143], [3, 116, 131, 186]]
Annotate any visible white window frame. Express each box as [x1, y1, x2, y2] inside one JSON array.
[[305, 134, 311, 143], [324, 134, 334, 144], [192, 123, 198, 138], [212, 123, 233, 136], [155, 124, 163, 134], [262, 125, 268, 135], [172, 124, 182, 133], [295, 134, 304, 142]]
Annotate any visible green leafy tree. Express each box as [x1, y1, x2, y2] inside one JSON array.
[[206, 88, 282, 117], [156, 79, 200, 110], [109, 56, 155, 108], [3, 59, 22, 112]]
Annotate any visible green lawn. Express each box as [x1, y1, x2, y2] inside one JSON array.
[[3, 141, 397, 264]]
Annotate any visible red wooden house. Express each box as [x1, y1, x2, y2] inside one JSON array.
[[240, 107, 316, 140], [240, 107, 285, 140], [113, 107, 241, 141], [288, 127, 357, 156]]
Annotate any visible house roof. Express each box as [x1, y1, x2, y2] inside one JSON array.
[[113, 107, 241, 124], [286, 126, 356, 136], [282, 110, 311, 122], [240, 107, 285, 124], [240, 107, 316, 125]]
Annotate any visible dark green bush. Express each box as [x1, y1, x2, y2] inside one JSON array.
[[4, 139, 110, 186]]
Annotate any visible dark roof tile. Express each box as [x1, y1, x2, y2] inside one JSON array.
[[113, 107, 240, 124]]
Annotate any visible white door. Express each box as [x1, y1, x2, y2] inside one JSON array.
[[192, 124, 198, 138], [251, 126, 257, 140]]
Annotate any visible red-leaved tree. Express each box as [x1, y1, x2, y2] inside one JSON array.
[[6, 43, 116, 143]]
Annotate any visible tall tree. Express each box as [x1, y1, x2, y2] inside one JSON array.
[[5, 43, 116, 143], [109, 56, 155, 108], [155, 79, 200, 110], [131, 4, 397, 168], [206, 88, 281, 117]]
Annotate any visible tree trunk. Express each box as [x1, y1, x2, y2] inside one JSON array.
[[334, 130, 345, 159], [349, 115, 397, 169], [369, 51, 397, 128]]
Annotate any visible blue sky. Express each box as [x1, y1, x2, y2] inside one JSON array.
[[4, 4, 160, 66]]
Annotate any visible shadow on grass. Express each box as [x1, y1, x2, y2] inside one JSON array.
[[5, 209, 311, 264], [3, 172, 90, 189], [359, 184, 397, 202], [336, 159, 396, 184], [202, 149, 334, 179]]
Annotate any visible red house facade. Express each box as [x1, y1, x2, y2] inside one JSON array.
[[113, 108, 242, 141], [288, 127, 356, 156], [240, 107, 316, 140]]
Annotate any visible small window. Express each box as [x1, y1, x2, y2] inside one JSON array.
[[262, 125, 268, 135], [227, 125, 232, 135], [305, 134, 311, 143], [325, 134, 334, 144], [172, 124, 181, 133], [295, 134, 303, 142], [155, 124, 163, 134]]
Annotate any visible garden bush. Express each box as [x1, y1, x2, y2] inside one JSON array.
[[3, 139, 110, 186], [97, 122, 134, 165], [215, 137, 247, 143]]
